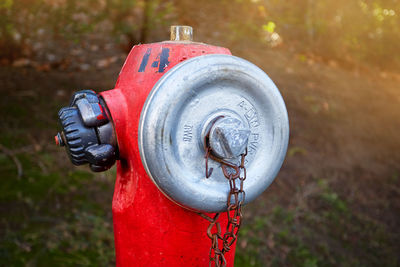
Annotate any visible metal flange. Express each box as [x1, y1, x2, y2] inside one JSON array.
[[139, 54, 289, 212]]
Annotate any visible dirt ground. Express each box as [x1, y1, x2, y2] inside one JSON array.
[[1, 30, 399, 266], [234, 43, 400, 266]]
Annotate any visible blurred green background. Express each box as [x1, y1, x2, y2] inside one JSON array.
[[1, 0, 399, 266]]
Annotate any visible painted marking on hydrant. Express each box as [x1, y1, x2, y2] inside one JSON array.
[[138, 48, 152, 72], [138, 47, 170, 73]]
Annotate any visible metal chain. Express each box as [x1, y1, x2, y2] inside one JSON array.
[[200, 117, 247, 267]]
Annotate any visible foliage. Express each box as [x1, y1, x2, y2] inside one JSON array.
[[174, 0, 400, 70], [0, 67, 117, 266], [1, 0, 398, 69], [0, 0, 175, 62], [254, 0, 400, 69], [104, 0, 175, 50]]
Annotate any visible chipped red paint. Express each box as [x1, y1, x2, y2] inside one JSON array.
[[100, 42, 233, 267], [96, 115, 105, 120], [97, 103, 106, 120]]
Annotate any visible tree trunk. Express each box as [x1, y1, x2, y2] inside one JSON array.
[[140, 0, 151, 44]]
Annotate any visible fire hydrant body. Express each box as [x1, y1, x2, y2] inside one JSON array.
[[101, 42, 235, 266], [55, 26, 289, 266]]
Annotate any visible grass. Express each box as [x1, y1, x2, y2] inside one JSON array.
[[0, 67, 116, 266], [235, 178, 398, 267], [0, 149, 116, 266]]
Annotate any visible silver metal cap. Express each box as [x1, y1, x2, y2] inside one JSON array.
[[139, 54, 289, 212], [209, 117, 251, 159]]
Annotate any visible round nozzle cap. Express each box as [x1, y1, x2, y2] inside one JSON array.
[[55, 90, 117, 171], [209, 117, 251, 159]]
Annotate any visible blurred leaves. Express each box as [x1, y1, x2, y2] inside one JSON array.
[[254, 0, 400, 69], [1, 0, 399, 69], [174, 0, 400, 70], [0, 0, 13, 9], [0, 0, 175, 63], [262, 21, 276, 34]]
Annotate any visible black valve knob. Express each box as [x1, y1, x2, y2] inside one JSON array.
[[55, 90, 117, 172]]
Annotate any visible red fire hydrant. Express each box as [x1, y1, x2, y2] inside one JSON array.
[[55, 26, 289, 266]]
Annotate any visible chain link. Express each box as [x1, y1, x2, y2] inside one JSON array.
[[200, 117, 247, 267]]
